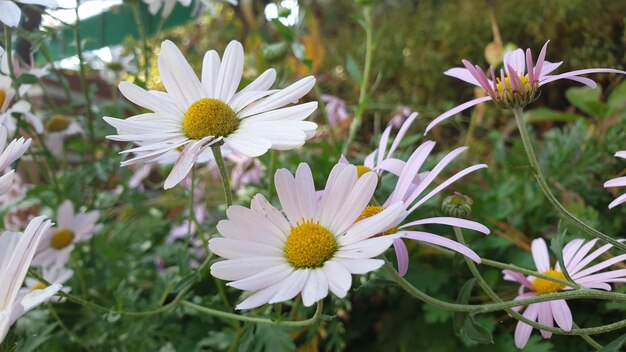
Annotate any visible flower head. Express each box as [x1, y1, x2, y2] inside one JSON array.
[[604, 151, 626, 208], [426, 40, 626, 134], [355, 140, 489, 275], [33, 200, 102, 267], [209, 162, 407, 309], [105, 40, 317, 189], [0, 126, 31, 196], [0, 216, 60, 343], [503, 238, 626, 348]]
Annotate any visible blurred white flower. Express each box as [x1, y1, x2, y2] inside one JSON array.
[[0, 0, 58, 27]]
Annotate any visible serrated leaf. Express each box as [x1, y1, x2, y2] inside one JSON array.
[[598, 333, 626, 352]]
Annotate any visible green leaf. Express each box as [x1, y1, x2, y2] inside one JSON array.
[[171, 271, 201, 293], [565, 86, 607, 118], [271, 19, 295, 42], [525, 107, 585, 123], [461, 315, 494, 344], [607, 80, 626, 115], [346, 56, 362, 84], [17, 73, 39, 85], [599, 333, 626, 352], [452, 278, 476, 332], [238, 325, 295, 352]]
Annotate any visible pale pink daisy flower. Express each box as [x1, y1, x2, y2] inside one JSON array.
[[503, 238, 626, 349], [0, 126, 31, 195], [209, 162, 407, 309], [321, 94, 349, 127], [33, 200, 102, 267], [0, 216, 60, 343], [104, 40, 317, 189], [604, 151, 626, 209], [426, 40, 626, 134], [356, 140, 489, 275]]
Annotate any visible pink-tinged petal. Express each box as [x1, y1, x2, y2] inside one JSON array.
[[605, 176, 626, 188], [569, 241, 617, 275], [56, 200, 74, 229], [301, 269, 328, 307], [393, 238, 410, 276], [400, 217, 490, 235], [336, 234, 399, 259], [215, 220, 282, 247], [504, 49, 526, 75], [377, 126, 392, 166], [389, 141, 436, 205], [340, 202, 407, 246], [387, 112, 418, 159], [444, 67, 483, 87], [226, 206, 287, 244], [376, 158, 406, 177], [363, 150, 376, 169], [268, 269, 310, 304], [295, 163, 318, 220], [564, 239, 593, 274], [330, 172, 378, 235], [507, 65, 519, 91], [250, 194, 291, 234], [573, 254, 626, 279], [502, 270, 534, 291], [575, 269, 626, 287], [511, 292, 537, 312], [515, 303, 539, 349], [580, 282, 612, 290], [550, 300, 573, 331], [489, 66, 498, 92], [274, 168, 300, 226], [550, 75, 597, 87], [533, 40, 550, 80], [608, 193, 626, 209], [526, 49, 535, 83], [322, 261, 352, 298], [164, 138, 213, 189], [424, 97, 492, 135], [460, 60, 492, 94], [408, 164, 488, 212], [540, 68, 626, 87], [332, 258, 384, 274], [615, 151, 626, 159], [227, 263, 293, 291], [540, 61, 562, 77], [537, 300, 553, 338], [210, 257, 286, 281], [317, 165, 357, 229], [404, 231, 480, 263], [531, 238, 550, 272]]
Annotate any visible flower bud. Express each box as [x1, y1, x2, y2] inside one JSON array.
[[442, 192, 473, 219], [45, 114, 71, 133]]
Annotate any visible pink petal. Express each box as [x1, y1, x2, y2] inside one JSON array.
[[400, 217, 490, 235], [503, 49, 526, 75], [537, 300, 553, 339], [424, 97, 492, 135], [609, 193, 626, 209], [533, 40, 551, 80], [444, 67, 483, 87], [540, 68, 626, 87], [605, 176, 626, 188], [515, 303, 539, 349], [531, 238, 550, 272], [387, 112, 418, 159], [526, 49, 535, 83], [549, 300, 573, 331], [404, 231, 480, 263], [563, 239, 592, 274], [502, 270, 534, 291], [377, 126, 392, 166], [572, 254, 626, 279], [393, 238, 410, 276]]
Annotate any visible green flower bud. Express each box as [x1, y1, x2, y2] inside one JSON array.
[[442, 192, 473, 219]]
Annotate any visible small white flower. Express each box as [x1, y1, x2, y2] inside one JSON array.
[[0, 0, 58, 27]]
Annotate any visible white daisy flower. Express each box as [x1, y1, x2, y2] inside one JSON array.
[[43, 114, 84, 157], [0, 0, 57, 27], [104, 40, 317, 189], [209, 162, 408, 309], [22, 266, 73, 303], [0, 125, 31, 196], [33, 200, 102, 267], [0, 216, 60, 343]]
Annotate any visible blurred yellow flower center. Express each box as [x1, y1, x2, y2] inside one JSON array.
[[285, 220, 337, 268], [31, 281, 48, 291], [532, 270, 566, 294], [182, 98, 238, 140], [46, 114, 71, 132], [0, 89, 6, 108], [496, 74, 531, 93], [356, 165, 371, 178], [357, 206, 398, 236], [50, 228, 75, 249]]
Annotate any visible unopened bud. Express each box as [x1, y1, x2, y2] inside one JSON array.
[[442, 192, 473, 219], [45, 114, 71, 133]]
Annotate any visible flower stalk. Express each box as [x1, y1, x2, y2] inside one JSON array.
[[211, 144, 233, 207]]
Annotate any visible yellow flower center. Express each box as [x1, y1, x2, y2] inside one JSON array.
[[46, 114, 71, 132], [50, 228, 75, 249], [532, 270, 566, 295], [356, 205, 398, 236], [0, 89, 6, 108], [496, 74, 531, 94], [284, 220, 337, 268], [182, 98, 239, 140], [356, 165, 371, 178], [31, 281, 48, 291]]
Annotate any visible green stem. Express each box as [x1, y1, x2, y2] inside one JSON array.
[[3, 26, 19, 99], [267, 150, 277, 201], [211, 144, 233, 207], [181, 300, 323, 327], [341, 5, 373, 155], [74, 5, 98, 158], [48, 303, 93, 351], [513, 107, 626, 251], [131, 1, 150, 84], [574, 323, 603, 350]]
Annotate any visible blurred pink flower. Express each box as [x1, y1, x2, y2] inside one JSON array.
[[228, 153, 263, 190], [426, 40, 626, 134], [604, 151, 626, 209], [389, 106, 412, 129], [321, 94, 349, 127], [503, 238, 626, 348]]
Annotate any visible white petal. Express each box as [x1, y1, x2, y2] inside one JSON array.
[[301, 269, 328, 307]]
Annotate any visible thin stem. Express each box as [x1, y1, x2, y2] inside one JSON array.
[[267, 150, 277, 201], [513, 107, 626, 251], [181, 300, 323, 327], [131, 1, 150, 84], [211, 144, 233, 207], [74, 5, 98, 158], [3, 26, 19, 99], [574, 323, 603, 350], [341, 5, 373, 155], [48, 303, 93, 351]]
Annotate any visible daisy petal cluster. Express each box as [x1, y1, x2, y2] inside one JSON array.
[[0, 0, 57, 27], [209, 162, 407, 309], [33, 200, 102, 267], [503, 238, 626, 349], [105, 40, 318, 189], [426, 40, 626, 134], [604, 151, 626, 208], [0, 216, 59, 343], [0, 126, 31, 195], [356, 140, 489, 275]]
